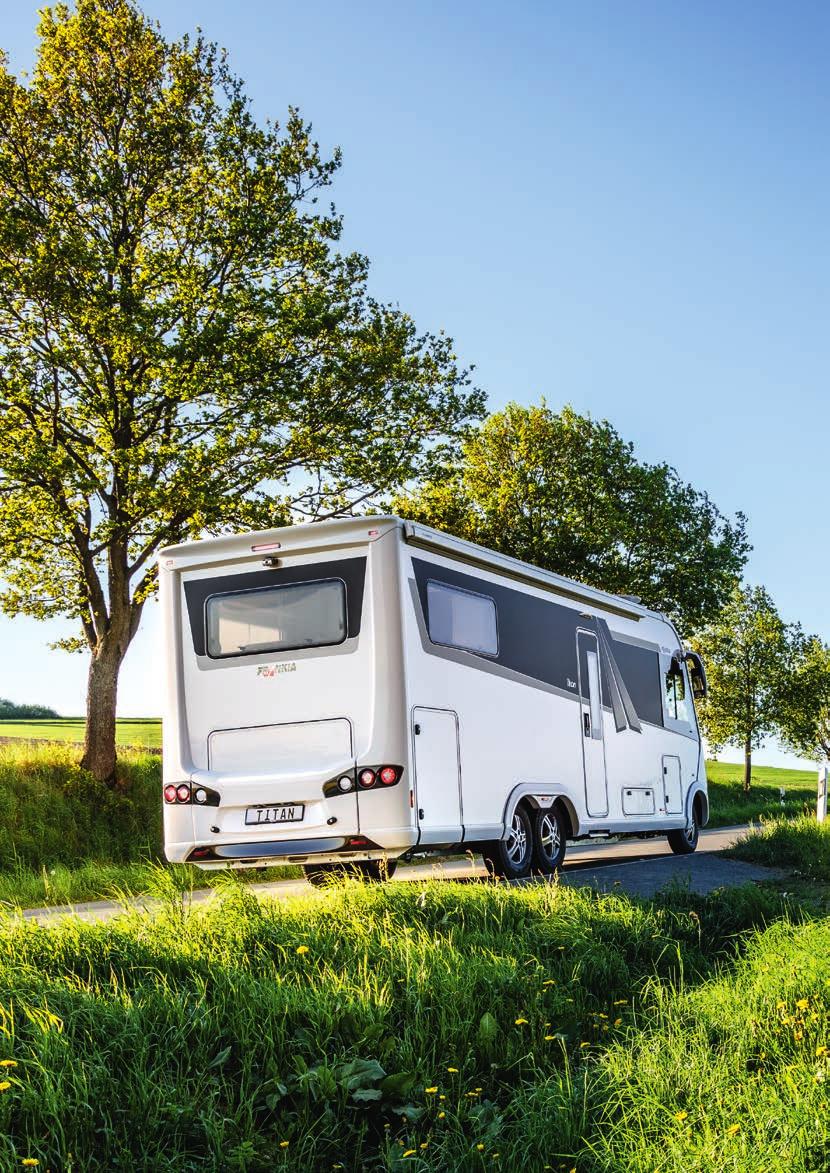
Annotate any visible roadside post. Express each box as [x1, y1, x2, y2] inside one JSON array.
[[818, 765, 829, 825]]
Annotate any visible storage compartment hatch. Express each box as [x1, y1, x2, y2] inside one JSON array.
[[208, 718, 352, 776]]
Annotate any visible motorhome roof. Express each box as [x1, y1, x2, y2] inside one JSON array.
[[159, 516, 663, 624]]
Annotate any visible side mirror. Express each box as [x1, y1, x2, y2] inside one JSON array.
[[684, 651, 707, 701]]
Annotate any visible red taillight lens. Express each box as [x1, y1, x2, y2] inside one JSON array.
[[176, 784, 191, 803], [379, 766, 398, 785], [358, 769, 376, 788], [164, 784, 177, 804]]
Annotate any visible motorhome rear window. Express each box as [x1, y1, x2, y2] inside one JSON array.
[[426, 580, 498, 656], [205, 579, 347, 658]]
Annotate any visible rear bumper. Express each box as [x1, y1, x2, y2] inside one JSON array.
[[185, 835, 380, 864]]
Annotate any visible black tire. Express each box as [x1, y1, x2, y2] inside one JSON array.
[[302, 862, 341, 887], [482, 804, 533, 880], [667, 806, 700, 855], [302, 859, 398, 886], [356, 859, 398, 883], [532, 804, 567, 874]]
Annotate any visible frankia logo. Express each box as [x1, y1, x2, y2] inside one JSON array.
[[256, 662, 297, 678]]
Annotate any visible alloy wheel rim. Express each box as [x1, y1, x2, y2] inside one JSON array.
[[506, 813, 528, 866], [539, 813, 561, 863]]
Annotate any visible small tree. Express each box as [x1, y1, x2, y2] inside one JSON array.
[[689, 583, 799, 793], [778, 636, 830, 763], [393, 402, 749, 633], [0, 0, 481, 783]]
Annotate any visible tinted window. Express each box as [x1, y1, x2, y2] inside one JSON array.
[[206, 579, 346, 658], [427, 580, 498, 656]]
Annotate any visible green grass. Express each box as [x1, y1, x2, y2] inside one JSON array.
[[0, 716, 161, 749], [726, 814, 830, 881], [705, 760, 816, 827], [0, 876, 824, 1171]]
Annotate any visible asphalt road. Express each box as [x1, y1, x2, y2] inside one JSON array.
[[16, 823, 783, 926]]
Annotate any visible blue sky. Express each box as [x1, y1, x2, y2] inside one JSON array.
[[1, 1, 828, 767]]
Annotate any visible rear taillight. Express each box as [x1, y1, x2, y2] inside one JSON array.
[[176, 783, 191, 803], [163, 784, 177, 804], [355, 765, 403, 790]]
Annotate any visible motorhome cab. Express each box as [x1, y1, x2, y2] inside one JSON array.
[[160, 517, 709, 883]]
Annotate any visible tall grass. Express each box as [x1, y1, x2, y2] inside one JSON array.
[[727, 814, 830, 880], [0, 742, 162, 869], [0, 876, 816, 1171]]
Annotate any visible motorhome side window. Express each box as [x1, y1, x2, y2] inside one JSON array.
[[205, 579, 347, 658], [426, 580, 498, 656], [665, 660, 691, 723]]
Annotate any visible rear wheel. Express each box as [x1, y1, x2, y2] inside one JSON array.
[[482, 805, 533, 880], [532, 805, 567, 874], [302, 859, 398, 886], [356, 859, 398, 883], [667, 806, 700, 855]]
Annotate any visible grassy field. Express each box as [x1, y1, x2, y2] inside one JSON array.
[[0, 716, 162, 749], [705, 760, 816, 827], [0, 873, 827, 1171]]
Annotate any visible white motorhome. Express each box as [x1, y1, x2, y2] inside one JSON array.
[[159, 516, 709, 882]]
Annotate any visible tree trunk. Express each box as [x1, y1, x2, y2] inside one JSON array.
[[80, 638, 127, 786], [743, 739, 752, 794]]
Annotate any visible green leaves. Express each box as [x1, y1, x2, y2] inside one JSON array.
[[689, 583, 802, 781], [0, 0, 480, 776], [393, 402, 748, 634]]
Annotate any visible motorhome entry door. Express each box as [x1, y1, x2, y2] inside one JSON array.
[[576, 630, 608, 818], [413, 707, 463, 845]]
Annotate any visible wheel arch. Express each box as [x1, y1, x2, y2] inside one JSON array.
[[502, 784, 580, 841], [686, 782, 709, 829]]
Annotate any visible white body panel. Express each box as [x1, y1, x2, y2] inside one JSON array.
[[159, 517, 707, 869]]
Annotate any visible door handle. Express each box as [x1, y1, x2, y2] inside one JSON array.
[[583, 712, 591, 737]]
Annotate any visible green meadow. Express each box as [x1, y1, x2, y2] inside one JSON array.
[[1, 869, 829, 1171], [0, 716, 162, 749]]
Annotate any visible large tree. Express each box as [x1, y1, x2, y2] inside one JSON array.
[[393, 402, 749, 632], [0, 0, 481, 782], [777, 636, 830, 763], [689, 583, 800, 793]]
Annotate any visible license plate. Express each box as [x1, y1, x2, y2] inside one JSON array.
[[245, 804, 305, 826]]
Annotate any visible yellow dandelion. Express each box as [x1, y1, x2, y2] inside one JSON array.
[[544, 1034, 556, 1041], [542, 979, 556, 986], [447, 1066, 458, 1073], [420, 1142, 429, 1150], [613, 1018, 622, 1027], [514, 1017, 528, 1025], [776, 1000, 786, 1011], [613, 999, 628, 1005], [402, 1151, 416, 1159], [476, 1144, 485, 1151], [816, 1045, 828, 1057], [795, 1030, 804, 1041], [475, 1087, 482, 1092], [279, 1140, 290, 1149], [796, 998, 809, 1010], [674, 1110, 688, 1122], [425, 1086, 438, 1094], [0, 1082, 11, 1093], [296, 945, 309, 955], [579, 1041, 590, 1048], [726, 1124, 741, 1136], [439, 1094, 446, 1100], [0, 1060, 16, 1068], [438, 1111, 446, 1119]]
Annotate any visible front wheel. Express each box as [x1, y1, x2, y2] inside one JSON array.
[[482, 805, 533, 880], [667, 809, 699, 855], [532, 805, 567, 874]]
